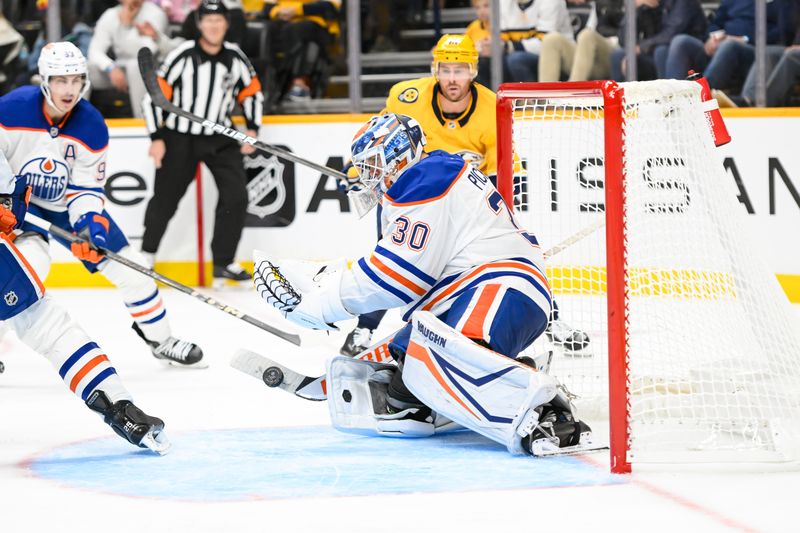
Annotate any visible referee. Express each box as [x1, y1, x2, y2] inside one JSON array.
[[142, 0, 263, 286]]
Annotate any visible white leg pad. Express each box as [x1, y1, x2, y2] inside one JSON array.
[[403, 311, 559, 454], [326, 356, 455, 438]]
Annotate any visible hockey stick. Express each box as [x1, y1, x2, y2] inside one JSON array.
[[229, 219, 605, 399], [24, 213, 301, 346], [136, 47, 347, 181], [543, 219, 605, 259], [230, 329, 396, 400]]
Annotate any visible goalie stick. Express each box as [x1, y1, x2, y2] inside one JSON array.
[[24, 213, 301, 346], [231, 330, 396, 400], [137, 47, 347, 181]]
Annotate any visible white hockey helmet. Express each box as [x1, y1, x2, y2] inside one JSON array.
[[38, 41, 90, 113]]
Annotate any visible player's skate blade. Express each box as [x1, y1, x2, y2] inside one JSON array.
[[139, 427, 172, 455], [524, 406, 606, 457], [86, 390, 171, 455]]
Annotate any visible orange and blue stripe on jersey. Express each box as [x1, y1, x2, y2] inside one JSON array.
[[0, 233, 45, 321], [357, 244, 436, 305], [58, 341, 116, 401], [65, 184, 105, 208], [402, 257, 552, 323]]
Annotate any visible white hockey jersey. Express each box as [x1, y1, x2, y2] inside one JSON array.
[[0, 86, 108, 225], [340, 151, 552, 322]]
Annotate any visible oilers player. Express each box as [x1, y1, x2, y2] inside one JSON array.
[[0, 42, 204, 368], [0, 153, 170, 454], [339, 34, 590, 359], [253, 114, 596, 456]]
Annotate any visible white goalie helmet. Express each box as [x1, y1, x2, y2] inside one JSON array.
[[38, 41, 91, 113], [348, 113, 426, 217]]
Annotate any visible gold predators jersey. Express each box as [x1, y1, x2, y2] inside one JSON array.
[[382, 76, 498, 177]]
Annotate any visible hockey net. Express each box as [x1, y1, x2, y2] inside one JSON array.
[[496, 80, 800, 472]]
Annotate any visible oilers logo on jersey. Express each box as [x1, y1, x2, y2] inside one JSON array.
[[18, 157, 70, 202]]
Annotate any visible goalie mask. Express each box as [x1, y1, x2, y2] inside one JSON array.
[[348, 113, 426, 217], [38, 41, 90, 114]]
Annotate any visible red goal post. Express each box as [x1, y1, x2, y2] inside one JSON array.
[[496, 81, 800, 474]]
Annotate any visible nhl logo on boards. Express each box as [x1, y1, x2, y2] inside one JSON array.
[[245, 154, 286, 218], [4, 291, 18, 306], [243, 152, 295, 227]]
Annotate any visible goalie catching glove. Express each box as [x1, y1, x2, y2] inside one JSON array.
[[252, 250, 354, 331]]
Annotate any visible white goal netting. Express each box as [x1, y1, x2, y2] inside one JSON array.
[[503, 80, 800, 463]]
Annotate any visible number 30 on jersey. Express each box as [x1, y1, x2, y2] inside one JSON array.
[[391, 216, 430, 251]]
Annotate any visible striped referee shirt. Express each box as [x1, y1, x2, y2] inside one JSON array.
[[143, 40, 263, 138]]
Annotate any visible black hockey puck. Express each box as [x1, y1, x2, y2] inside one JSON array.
[[262, 366, 284, 387]]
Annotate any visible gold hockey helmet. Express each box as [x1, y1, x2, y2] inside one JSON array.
[[431, 34, 479, 81]]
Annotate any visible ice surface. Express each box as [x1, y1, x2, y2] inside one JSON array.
[[1, 288, 797, 532]]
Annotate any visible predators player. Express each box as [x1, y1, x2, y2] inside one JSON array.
[[339, 34, 589, 359]]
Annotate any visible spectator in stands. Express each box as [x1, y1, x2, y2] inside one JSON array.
[[610, 0, 705, 81], [363, 0, 400, 53], [539, 0, 624, 82], [738, 2, 800, 106], [19, 8, 93, 88], [150, 0, 199, 23], [0, 11, 24, 91], [265, 0, 341, 101], [465, 0, 511, 85], [664, 0, 786, 93], [88, 0, 182, 118], [180, 0, 245, 46], [500, 0, 574, 82]]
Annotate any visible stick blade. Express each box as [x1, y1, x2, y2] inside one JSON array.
[[230, 349, 326, 401], [137, 46, 168, 107]]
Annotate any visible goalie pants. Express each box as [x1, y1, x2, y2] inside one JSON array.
[[142, 130, 248, 268]]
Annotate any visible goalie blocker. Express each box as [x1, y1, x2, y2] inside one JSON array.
[[327, 312, 598, 456]]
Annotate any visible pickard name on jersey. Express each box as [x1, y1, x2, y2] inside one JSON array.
[[0, 86, 109, 218]]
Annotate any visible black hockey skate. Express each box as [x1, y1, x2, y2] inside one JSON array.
[[340, 326, 374, 357], [86, 390, 171, 455], [546, 320, 592, 357], [212, 263, 251, 289], [132, 323, 206, 368], [522, 404, 604, 457]]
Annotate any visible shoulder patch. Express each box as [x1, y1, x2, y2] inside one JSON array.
[[397, 87, 419, 104]]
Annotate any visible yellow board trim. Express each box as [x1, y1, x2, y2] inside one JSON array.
[[43, 262, 800, 303]]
